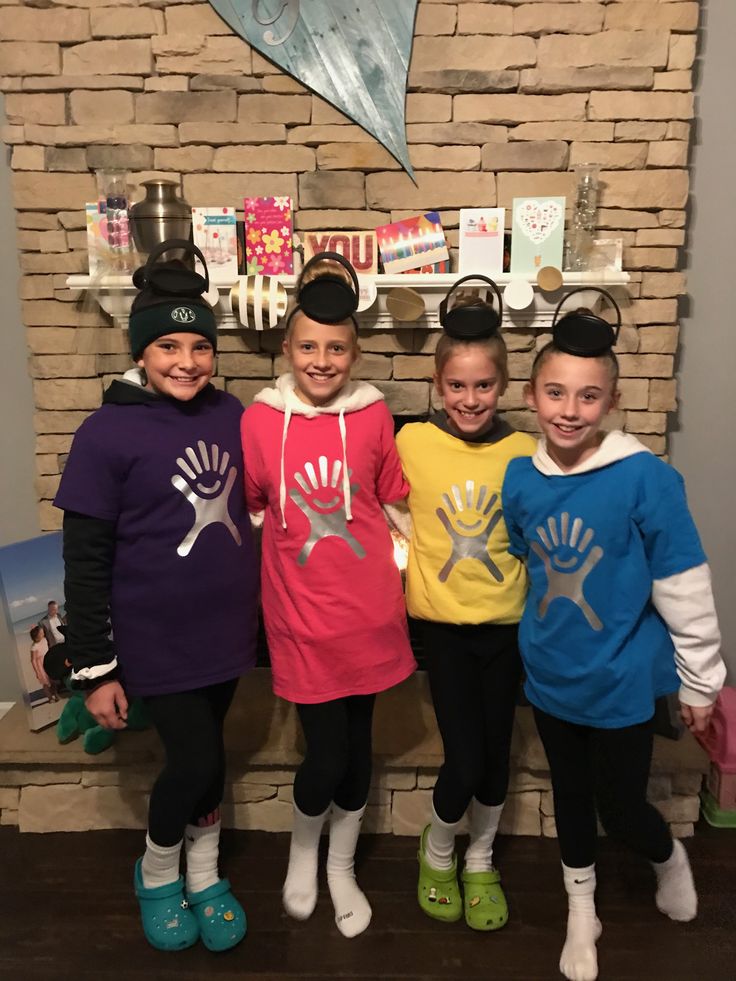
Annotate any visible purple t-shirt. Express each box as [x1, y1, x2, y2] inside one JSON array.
[[54, 386, 258, 696]]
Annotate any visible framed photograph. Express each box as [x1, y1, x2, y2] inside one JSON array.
[[0, 532, 71, 731]]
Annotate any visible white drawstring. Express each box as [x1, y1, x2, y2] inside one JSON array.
[[279, 404, 292, 529], [338, 408, 352, 522]]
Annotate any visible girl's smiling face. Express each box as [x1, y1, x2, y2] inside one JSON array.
[[283, 313, 358, 407], [435, 347, 504, 438], [526, 352, 619, 470], [137, 333, 214, 400]]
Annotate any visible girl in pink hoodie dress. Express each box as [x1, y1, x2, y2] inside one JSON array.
[[241, 254, 415, 938]]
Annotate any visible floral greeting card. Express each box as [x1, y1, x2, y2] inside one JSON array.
[[243, 196, 294, 276]]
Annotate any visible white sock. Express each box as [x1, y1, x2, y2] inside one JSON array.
[[141, 834, 182, 889], [464, 799, 504, 873], [327, 803, 372, 938], [283, 803, 328, 920], [185, 819, 221, 894], [652, 838, 698, 922], [560, 862, 602, 981], [424, 804, 461, 871]]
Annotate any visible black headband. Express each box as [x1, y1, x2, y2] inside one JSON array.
[[288, 251, 360, 330], [438, 275, 503, 339], [132, 238, 210, 297], [552, 288, 621, 356]]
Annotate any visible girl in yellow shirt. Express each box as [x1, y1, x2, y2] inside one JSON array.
[[394, 279, 535, 931]]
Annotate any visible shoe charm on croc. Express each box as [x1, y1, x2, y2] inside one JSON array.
[[187, 878, 247, 952], [133, 859, 200, 951], [417, 825, 462, 923], [461, 868, 509, 931]]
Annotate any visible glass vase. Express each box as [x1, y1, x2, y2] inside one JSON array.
[[564, 164, 600, 272]]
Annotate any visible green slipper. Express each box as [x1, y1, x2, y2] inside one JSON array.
[[461, 868, 508, 931], [417, 825, 462, 922]]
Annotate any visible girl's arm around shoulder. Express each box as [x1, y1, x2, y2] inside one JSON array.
[[374, 402, 409, 504], [240, 403, 269, 512], [500, 456, 535, 559]]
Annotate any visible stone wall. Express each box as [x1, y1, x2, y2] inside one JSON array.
[[0, 672, 708, 835], [0, 0, 697, 530]]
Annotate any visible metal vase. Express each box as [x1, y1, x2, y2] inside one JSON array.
[[129, 179, 192, 259]]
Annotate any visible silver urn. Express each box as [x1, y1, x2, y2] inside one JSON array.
[[129, 179, 192, 259]]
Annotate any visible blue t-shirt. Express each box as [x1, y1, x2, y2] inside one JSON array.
[[502, 451, 706, 727]]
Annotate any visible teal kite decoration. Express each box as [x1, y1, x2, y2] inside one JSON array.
[[208, 0, 418, 177]]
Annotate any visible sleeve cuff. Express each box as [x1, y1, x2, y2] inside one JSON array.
[[678, 684, 718, 708]]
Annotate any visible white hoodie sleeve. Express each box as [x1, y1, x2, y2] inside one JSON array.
[[383, 501, 412, 540], [651, 562, 726, 707]]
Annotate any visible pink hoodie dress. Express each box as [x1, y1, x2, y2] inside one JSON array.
[[241, 374, 416, 704]]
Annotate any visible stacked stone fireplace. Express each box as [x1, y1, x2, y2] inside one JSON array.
[[0, 0, 705, 833]]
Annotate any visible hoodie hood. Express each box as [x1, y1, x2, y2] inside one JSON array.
[[102, 367, 216, 410], [429, 409, 515, 445], [532, 429, 651, 477], [103, 368, 159, 405], [253, 373, 386, 529]]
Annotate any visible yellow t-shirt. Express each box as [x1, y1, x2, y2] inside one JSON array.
[[396, 422, 536, 625]]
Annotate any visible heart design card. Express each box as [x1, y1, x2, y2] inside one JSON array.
[[510, 197, 565, 274]]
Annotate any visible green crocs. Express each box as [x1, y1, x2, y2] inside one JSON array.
[[461, 868, 508, 931], [417, 825, 462, 923], [187, 878, 247, 952], [133, 859, 199, 951]]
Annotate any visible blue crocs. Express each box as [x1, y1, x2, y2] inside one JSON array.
[[187, 878, 247, 952], [133, 859, 199, 951]]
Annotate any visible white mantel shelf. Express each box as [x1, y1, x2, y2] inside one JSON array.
[[67, 271, 630, 332]]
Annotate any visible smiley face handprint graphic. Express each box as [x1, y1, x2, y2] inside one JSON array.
[[436, 480, 504, 583], [171, 440, 242, 557], [289, 455, 365, 565], [531, 512, 603, 630]]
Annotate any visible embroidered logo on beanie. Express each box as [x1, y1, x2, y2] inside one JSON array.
[[171, 306, 197, 324]]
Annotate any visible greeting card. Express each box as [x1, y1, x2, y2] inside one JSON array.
[[376, 211, 449, 274], [192, 207, 238, 282], [303, 231, 378, 274], [510, 197, 565, 274], [459, 208, 505, 276], [243, 196, 294, 276]]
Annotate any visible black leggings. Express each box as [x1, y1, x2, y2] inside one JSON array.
[[293, 694, 376, 816], [424, 621, 523, 824], [533, 707, 673, 869], [144, 678, 238, 847]]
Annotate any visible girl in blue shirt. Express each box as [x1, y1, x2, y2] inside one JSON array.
[[502, 298, 725, 981]]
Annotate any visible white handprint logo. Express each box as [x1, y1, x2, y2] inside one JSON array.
[[531, 513, 603, 630], [436, 481, 504, 583], [170, 441, 242, 557], [289, 455, 365, 566]]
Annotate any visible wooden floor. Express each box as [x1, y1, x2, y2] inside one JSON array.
[[2, 824, 734, 981]]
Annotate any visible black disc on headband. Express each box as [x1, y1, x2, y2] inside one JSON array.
[[286, 250, 360, 332], [132, 238, 209, 298], [298, 251, 359, 324], [552, 287, 621, 356], [439, 274, 503, 339]]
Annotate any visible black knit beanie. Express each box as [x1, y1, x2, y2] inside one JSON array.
[[128, 240, 217, 360]]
